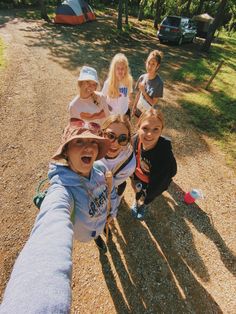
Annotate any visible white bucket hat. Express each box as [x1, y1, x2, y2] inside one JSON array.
[[77, 66, 99, 84]]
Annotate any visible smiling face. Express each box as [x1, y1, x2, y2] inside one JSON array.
[[79, 80, 98, 98], [105, 122, 129, 158], [146, 57, 160, 77], [66, 138, 99, 177], [138, 116, 163, 150], [115, 62, 127, 81]]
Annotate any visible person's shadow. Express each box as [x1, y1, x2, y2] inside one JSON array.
[[99, 182, 232, 313]]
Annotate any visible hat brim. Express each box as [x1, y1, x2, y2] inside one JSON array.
[[52, 130, 110, 161]]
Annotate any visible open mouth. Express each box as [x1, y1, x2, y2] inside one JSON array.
[[81, 156, 92, 164]]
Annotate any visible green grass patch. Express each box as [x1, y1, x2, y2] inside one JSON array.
[[0, 36, 5, 68], [15, 6, 56, 20], [177, 33, 236, 168]]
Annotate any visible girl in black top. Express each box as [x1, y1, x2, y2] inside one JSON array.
[[131, 109, 177, 220]]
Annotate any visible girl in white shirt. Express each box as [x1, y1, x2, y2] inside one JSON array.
[[102, 53, 133, 117], [95, 114, 136, 209], [69, 66, 110, 126]]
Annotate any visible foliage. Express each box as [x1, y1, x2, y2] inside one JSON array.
[[177, 32, 236, 166]]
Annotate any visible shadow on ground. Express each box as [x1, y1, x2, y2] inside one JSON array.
[[99, 182, 235, 313]]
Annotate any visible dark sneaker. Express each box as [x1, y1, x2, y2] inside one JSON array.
[[136, 204, 148, 221], [94, 236, 107, 253], [131, 201, 138, 218]]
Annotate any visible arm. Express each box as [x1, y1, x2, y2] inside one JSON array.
[[145, 148, 177, 204], [139, 82, 159, 106], [0, 185, 74, 313], [131, 90, 141, 115]]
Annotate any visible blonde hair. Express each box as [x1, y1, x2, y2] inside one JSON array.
[[146, 50, 163, 66], [107, 53, 133, 98], [138, 109, 165, 129], [102, 114, 132, 140]]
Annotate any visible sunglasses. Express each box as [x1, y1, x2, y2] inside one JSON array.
[[70, 118, 101, 134], [104, 131, 129, 146]]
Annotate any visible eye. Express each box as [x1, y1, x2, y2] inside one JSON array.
[[75, 139, 83, 145], [153, 127, 160, 132], [142, 127, 148, 131], [91, 140, 98, 145]]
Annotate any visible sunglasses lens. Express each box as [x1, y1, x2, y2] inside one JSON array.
[[70, 118, 85, 128], [105, 132, 116, 142], [118, 134, 129, 146], [89, 122, 101, 131]]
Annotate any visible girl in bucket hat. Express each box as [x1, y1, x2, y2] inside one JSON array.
[[0, 125, 117, 313], [68, 66, 110, 126]]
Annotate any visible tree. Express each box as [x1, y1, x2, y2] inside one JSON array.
[[196, 0, 206, 15], [39, 0, 50, 21], [117, 0, 123, 30], [201, 0, 228, 52], [138, 0, 147, 21], [184, 0, 192, 16], [125, 0, 129, 24], [154, 0, 162, 29]]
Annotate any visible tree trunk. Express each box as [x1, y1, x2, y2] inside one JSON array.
[[201, 0, 228, 52], [138, 0, 147, 21], [185, 0, 192, 16], [39, 0, 49, 21], [117, 0, 123, 31], [125, 0, 128, 25], [154, 0, 162, 29], [196, 0, 205, 15]]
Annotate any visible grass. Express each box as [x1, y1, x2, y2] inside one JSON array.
[[0, 36, 5, 68], [176, 32, 236, 167]]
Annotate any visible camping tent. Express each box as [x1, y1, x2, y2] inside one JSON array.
[[192, 13, 214, 38], [55, 0, 96, 25]]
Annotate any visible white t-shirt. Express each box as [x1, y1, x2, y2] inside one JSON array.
[[102, 79, 132, 115], [68, 92, 110, 126], [97, 145, 136, 188]]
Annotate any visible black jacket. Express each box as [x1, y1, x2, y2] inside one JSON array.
[[133, 135, 177, 204]]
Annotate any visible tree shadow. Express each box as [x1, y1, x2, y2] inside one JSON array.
[[168, 182, 236, 277], [100, 194, 224, 313]]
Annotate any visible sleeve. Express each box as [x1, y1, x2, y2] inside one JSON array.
[[99, 93, 110, 117], [145, 142, 177, 204], [0, 185, 74, 314], [135, 74, 144, 90], [101, 79, 108, 97], [68, 96, 79, 119], [152, 77, 163, 98]]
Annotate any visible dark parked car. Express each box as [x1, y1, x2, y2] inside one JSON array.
[[157, 15, 197, 45]]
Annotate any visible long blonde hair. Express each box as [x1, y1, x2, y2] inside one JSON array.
[[107, 53, 133, 98]]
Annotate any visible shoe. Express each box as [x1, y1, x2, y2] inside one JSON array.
[[131, 201, 138, 218], [94, 236, 107, 253], [136, 204, 148, 221]]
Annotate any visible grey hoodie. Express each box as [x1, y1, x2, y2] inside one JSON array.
[[0, 163, 117, 313]]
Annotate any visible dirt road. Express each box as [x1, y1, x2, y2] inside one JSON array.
[[0, 13, 235, 313]]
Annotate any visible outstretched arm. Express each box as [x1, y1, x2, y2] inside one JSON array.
[[0, 185, 74, 314]]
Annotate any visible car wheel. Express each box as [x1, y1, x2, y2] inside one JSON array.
[[178, 36, 183, 45]]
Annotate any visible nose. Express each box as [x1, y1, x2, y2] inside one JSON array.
[[83, 143, 94, 151]]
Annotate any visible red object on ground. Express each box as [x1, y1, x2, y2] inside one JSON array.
[[184, 192, 195, 204]]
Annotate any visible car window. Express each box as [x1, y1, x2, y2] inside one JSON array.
[[162, 17, 181, 27]]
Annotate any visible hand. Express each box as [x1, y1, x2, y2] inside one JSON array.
[[138, 82, 145, 94]]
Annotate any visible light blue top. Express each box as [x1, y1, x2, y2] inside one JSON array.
[[0, 163, 117, 313]]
